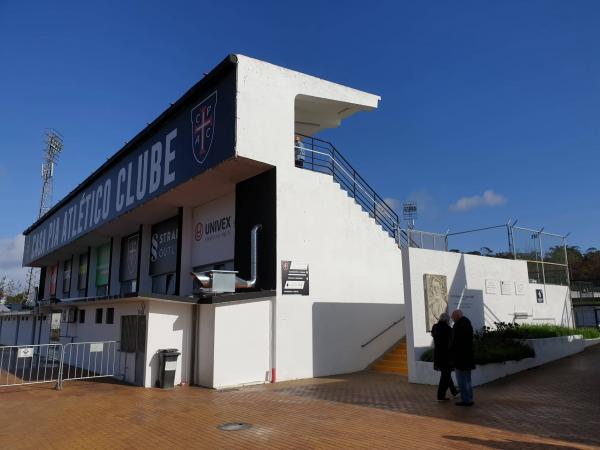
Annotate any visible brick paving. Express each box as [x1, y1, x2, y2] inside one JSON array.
[[0, 345, 599, 449]]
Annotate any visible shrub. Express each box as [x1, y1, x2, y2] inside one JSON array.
[[419, 336, 534, 365], [489, 322, 600, 340], [419, 321, 600, 365]]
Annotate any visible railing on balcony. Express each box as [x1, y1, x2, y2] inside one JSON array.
[[296, 134, 405, 245]]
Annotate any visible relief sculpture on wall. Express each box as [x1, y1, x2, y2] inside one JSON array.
[[424, 274, 448, 331]]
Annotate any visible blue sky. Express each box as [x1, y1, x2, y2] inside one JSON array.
[[1, 0, 599, 283]]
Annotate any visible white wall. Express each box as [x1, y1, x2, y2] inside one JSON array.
[[57, 301, 146, 385], [212, 298, 271, 388], [145, 300, 193, 388], [403, 247, 573, 382], [235, 54, 379, 169], [233, 55, 403, 383], [274, 170, 405, 381]]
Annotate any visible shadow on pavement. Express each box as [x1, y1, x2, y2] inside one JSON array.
[[275, 345, 600, 448]]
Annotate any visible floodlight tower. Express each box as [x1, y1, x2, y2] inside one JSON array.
[[402, 201, 418, 230], [25, 130, 64, 304]]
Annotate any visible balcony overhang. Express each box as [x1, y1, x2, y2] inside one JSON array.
[[295, 94, 379, 136]]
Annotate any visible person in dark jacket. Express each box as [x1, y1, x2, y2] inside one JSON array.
[[451, 309, 475, 406], [431, 313, 459, 401]]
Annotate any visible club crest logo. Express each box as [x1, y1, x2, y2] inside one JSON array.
[[191, 91, 217, 164], [195, 222, 204, 241]]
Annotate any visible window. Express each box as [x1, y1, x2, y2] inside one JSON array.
[[106, 308, 114, 325], [95, 308, 103, 324], [79, 309, 86, 324]]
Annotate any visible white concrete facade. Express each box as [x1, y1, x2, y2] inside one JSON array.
[[402, 247, 573, 384], [12, 54, 576, 391]]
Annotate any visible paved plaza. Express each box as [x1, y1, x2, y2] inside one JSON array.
[[1, 345, 599, 449]]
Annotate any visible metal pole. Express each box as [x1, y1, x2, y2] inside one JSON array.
[[539, 233, 546, 287], [510, 225, 517, 259]]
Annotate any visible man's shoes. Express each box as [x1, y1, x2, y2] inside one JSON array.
[[455, 401, 474, 407], [452, 391, 460, 398], [437, 398, 449, 402]]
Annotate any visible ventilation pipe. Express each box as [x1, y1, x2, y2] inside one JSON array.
[[191, 224, 262, 292], [235, 224, 262, 289]]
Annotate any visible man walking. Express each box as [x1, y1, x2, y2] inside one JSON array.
[[451, 309, 475, 406]]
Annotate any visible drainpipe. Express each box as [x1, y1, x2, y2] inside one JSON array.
[[271, 296, 276, 383], [190, 303, 198, 385]]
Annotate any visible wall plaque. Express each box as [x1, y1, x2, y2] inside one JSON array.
[[501, 280, 514, 296], [424, 274, 448, 331], [485, 279, 499, 295]]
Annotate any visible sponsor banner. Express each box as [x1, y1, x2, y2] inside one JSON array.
[[120, 234, 139, 282], [49, 264, 58, 297], [78, 253, 88, 290], [281, 260, 309, 296], [63, 259, 72, 293], [96, 244, 111, 287], [23, 66, 236, 265], [192, 193, 235, 267], [150, 216, 179, 276]]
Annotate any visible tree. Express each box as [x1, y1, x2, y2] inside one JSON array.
[[0, 276, 26, 305]]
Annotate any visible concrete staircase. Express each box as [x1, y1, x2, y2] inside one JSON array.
[[372, 340, 408, 376]]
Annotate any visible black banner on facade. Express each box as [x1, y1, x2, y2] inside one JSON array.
[[23, 62, 236, 266], [281, 260, 309, 295], [120, 234, 139, 281], [150, 216, 179, 276]]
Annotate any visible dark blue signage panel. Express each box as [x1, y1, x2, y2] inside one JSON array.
[[149, 216, 179, 276], [23, 66, 236, 266]]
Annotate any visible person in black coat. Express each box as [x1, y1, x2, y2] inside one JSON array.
[[431, 313, 459, 401], [451, 309, 475, 406]]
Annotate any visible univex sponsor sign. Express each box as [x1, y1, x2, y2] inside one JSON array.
[[23, 65, 236, 265], [192, 193, 235, 267]]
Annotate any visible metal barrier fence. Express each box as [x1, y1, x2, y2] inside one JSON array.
[[59, 341, 118, 389], [0, 341, 118, 389], [0, 343, 62, 387]]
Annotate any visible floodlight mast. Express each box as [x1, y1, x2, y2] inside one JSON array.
[[402, 201, 418, 230], [25, 130, 63, 304]]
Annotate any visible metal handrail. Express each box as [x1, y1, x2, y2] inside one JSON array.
[[296, 134, 405, 245], [361, 316, 405, 348]]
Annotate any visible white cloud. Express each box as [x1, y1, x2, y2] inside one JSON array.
[[0, 235, 27, 286], [449, 190, 507, 212]]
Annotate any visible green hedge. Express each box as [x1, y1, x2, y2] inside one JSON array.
[[488, 322, 600, 340], [420, 322, 599, 366], [420, 338, 534, 366]]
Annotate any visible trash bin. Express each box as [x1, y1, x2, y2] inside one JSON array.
[[158, 348, 180, 389]]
